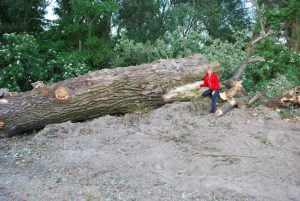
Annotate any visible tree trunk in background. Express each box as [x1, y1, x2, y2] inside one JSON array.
[[0, 54, 213, 137], [290, 17, 300, 52]]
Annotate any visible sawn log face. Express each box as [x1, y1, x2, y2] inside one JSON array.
[[0, 54, 211, 137]]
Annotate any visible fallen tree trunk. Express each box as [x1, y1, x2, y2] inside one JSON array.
[[0, 54, 217, 137], [215, 99, 237, 117], [248, 92, 262, 105]]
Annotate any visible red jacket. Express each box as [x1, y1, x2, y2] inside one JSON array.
[[200, 72, 221, 91]]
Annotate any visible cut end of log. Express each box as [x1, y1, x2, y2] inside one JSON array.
[[221, 80, 244, 100], [54, 86, 70, 101], [229, 98, 237, 106], [0, 119, 5, 129], [220, 92, 227, 100], [215, 109, 223, 117]]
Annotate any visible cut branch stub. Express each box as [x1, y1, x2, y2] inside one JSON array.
[[54, 86, 70, 101]]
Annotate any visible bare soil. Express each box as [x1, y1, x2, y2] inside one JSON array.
[[0, 102, 299, 201]]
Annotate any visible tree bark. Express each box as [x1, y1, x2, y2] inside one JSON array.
[[248, 92, 262, 105], [215, 99, 237, 117], [0, 54, 212, 137], [290, 16, 300, 52]]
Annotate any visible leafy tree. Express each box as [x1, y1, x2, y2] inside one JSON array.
[[0, 33, 90, 91], [48, 0, 118, 68], [114, 29, 205, 67], [117, 0, 161, 42], [53, 0, 117, 50], [243, 37, 300, 92], [164, 3, 201, 37], [196, 0, 251, 41], [255, 0, 300, 51], [0, 0, 48, 35], [0, 33, 45, 91]]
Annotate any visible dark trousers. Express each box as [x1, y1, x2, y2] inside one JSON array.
[[202, 89, 220, 112]]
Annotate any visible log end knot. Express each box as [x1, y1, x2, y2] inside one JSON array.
[[54, 86, 70, 101]]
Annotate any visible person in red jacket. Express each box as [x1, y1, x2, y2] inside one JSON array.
[[199, 65, 221, 113]]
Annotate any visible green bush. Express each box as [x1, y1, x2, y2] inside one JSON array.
[[243, 37, 300, 93], [113, 35, 156, 67], [0, 33, 90, 91], [265, 74, 293, 98], [163, 29, 205, 58], [0, 33, 45, 91], [83, 36, 115, 69], [46, 51, 89, 82], [113, 29, 205, 67]]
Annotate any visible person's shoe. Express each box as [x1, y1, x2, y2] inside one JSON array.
[[210, 109, 215, 113]]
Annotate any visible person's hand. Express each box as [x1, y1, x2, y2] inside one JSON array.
[[212, 91, 215, 96], [199, 80, 204, 85]]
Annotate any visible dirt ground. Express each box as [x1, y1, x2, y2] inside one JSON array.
[[0, 102, 299, 201]]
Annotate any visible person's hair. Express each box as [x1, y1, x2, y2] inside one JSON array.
[[206, 65, 213, 71]]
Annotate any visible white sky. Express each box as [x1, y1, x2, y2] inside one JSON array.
[[45, 0, 58, 20]]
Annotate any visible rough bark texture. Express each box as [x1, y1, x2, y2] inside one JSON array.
[[215, 99, 237, 117], [0, 54, 212, 137], [290, 16, 300, 52], [248, 92, 262, 105]]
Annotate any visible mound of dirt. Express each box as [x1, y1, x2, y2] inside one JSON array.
[[0, 102, 299, 201]]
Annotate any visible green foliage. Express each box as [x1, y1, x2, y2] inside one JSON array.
[[256, 0, 300, 50], [113, 29, 205, 67], [196, 0, 251, 41], [53, 0, 118, 52], [0, 33, 90, 91], [46, 51, 89, 82], [202, 31, 247, 80], [117, 0, 161, 42], [164, 3, 200, 37], [83, 36, 114, 69], [0, 0, 47, 35], [265, 74, 293, 98], [243, 37, 300, 93], [0, 33, 45, 91], [164, 29, 205, 58], [113, 36, 164, 67]]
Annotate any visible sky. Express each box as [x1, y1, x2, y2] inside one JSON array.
[[45, 0, 58, 20]]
